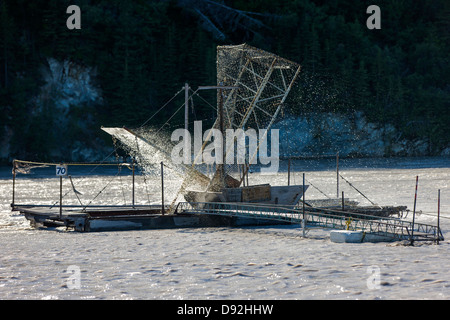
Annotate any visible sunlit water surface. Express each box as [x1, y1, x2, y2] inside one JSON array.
[[0, 157, 449, 299]]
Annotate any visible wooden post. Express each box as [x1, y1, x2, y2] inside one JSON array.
[[410, 176, 418, 245], [437, 189, 441, 245], [161, 162, 165, 215], [336, 152, 339, 199]]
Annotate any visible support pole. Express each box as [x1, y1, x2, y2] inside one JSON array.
[[288, 158, 291, 186], [410, 176, 418, 245], [132, 160, 135, 208], [342, 191, 345, 211], [11, 160, 16, 208], [59, 175, 63, 219], [437, 189, 441, 245], [218, 86, 225, 187], [336, 152, 339, 199], [161, 162, 165, 215], [246, 163, 249, 186], [184, 83, 189, 131], [302, 173, 306, 237]]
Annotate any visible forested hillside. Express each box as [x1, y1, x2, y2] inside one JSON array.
[[0, 0, 449, 162]]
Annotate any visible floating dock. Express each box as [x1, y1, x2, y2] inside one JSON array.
[[13, 204, 290, 232], [13, 202, 444, 243]]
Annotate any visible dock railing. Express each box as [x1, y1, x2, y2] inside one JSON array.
[[177, 201, 444, 242], [11, 159, 149, 211]]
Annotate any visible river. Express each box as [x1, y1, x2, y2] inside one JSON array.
[[0, 157, 449, 299]]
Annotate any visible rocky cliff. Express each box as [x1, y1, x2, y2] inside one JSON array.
[[0, 58, 107, 163], [275, 111, 436, 158], [36, 58, 105, 161]]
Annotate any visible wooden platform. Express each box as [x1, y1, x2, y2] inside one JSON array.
[[13, 204, 289, 232]]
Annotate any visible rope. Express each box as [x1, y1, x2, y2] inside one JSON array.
[[190, 88, 217, 112], [68, 175, 84, 207], [304, 177, 332, 199], [50, 189, 72, 209], [139, 87, 184, 128], [339, 173, 378, 207], [13, 159, 127, 167], [155, 101, 186, 135], [82, 170, 122, 211]]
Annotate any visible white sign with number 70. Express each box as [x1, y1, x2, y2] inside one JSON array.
[[56, 165, 68, 176]]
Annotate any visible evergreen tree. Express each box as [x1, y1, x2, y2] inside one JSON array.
[[0, 0, 14, 88], [1, 0, 449, 161], [354, 60, 372, 113]]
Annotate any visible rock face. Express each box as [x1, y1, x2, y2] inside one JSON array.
[[2, 57, 106, 162], [38, 57, 102, 111], [274, 112, 433, 158], [34, 58, 105, 161]]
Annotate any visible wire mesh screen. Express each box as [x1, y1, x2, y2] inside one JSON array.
[[216, 44, 301, 131], [215, 44, 301, 183]]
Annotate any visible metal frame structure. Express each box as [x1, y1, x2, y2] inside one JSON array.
[[215, 44, 301, 173], [175, 201, 444, 242]]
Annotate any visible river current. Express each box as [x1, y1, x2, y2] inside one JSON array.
[[0, 157, 449, 299]]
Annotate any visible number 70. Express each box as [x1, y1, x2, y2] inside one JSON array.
[[56, 165, 67, 176]]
